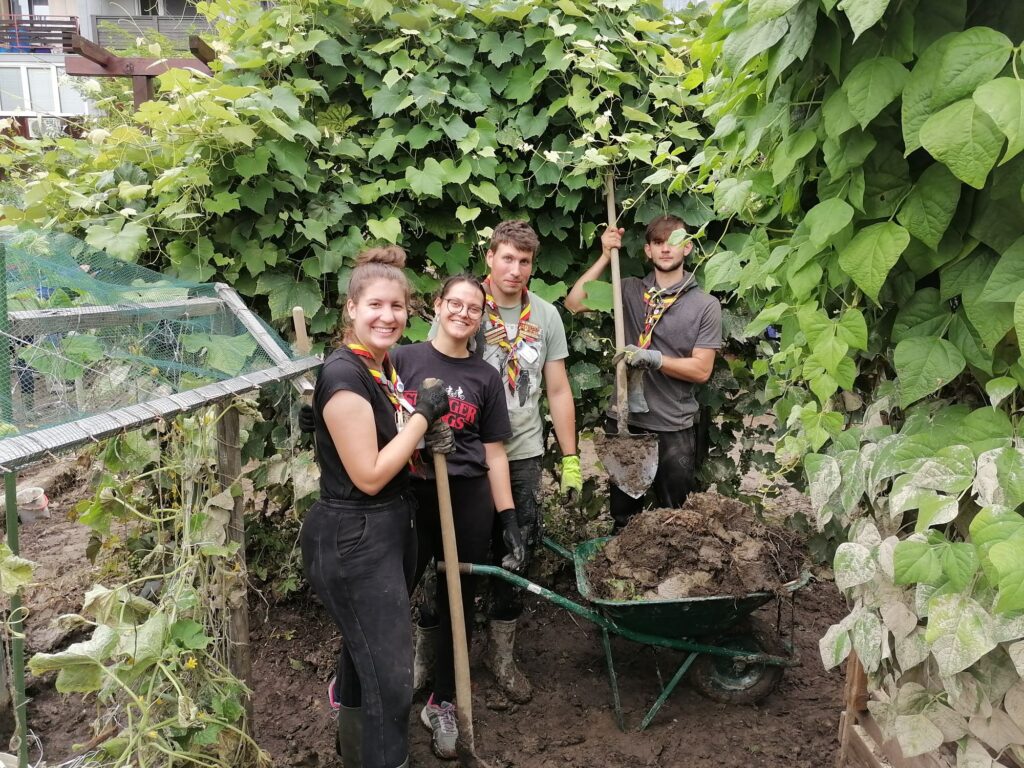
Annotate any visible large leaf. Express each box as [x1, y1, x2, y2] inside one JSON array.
[[894, 336, 966, 408], [721, 16, 790, 72], [805, 453, 841, 526], [974, 78, 1024, 165], [892, 288, 950, 343], [803, 198, 854, 250], [748, 0, 800, 22], [925, 593, 997, 676], [980, 236, 1024, 302], [28, 625, 119, 693], [837, 0, 891, 39], [837, 221, 910, 304], [920, 99, 1004, 189], [834, 542, 877, 590], [933, 27, 1013, 106], [895, 164, 961, 250], [255, 270, 324, 322], [0, 542, 35, 595], [990, 538, 1024, 613], [843, 57, 908, 128], [902, 34, 953, 154]]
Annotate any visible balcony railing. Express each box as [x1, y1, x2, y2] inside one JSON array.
[[0, 14, 79, 55], [93, 14, 212, 53]]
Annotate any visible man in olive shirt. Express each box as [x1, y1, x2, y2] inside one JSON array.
[[566, 214, 722, 528]]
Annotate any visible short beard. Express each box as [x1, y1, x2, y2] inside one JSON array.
[[653, 257, 685, 273]]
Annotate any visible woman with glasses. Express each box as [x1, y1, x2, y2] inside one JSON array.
[[390, 274, 524, 760]]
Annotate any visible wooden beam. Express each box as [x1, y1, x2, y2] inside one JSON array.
[[70, 33, 117, 67], [132, 75, 154, 110], [189, 35, 215, 64], [64, 55, 212, 77]]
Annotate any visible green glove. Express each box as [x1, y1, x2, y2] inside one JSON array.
[[560, 454, 582, 504]]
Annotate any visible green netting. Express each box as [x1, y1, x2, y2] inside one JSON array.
[[1, 228, 300, 439]]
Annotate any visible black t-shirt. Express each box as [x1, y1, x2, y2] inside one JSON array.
[[313, 347, 410, 501], [391, 342, 512, 479]]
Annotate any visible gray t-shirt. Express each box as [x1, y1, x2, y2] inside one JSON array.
[[611, 273, 722, 432], [429, 291, 568, 460]]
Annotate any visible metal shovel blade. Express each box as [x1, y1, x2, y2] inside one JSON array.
[[594, 430, 659, 499]]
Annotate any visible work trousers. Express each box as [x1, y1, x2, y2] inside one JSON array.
[[412, 475, 494, 703], [489, 456, 543, 621], [300, 494, 417, 768]]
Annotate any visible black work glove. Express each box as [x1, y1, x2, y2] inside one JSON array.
[[424, 421, 455, 455], [498, 508, 526, 572], [298, 403, 316, 433], [414, 377, 451, 425]]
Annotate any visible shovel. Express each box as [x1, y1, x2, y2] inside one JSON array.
[[593, 173, 659, 500], [432, 447, 494, 768]]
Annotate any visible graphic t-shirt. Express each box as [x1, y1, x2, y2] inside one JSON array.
[[611, 272, 722, 432], [313, 347, 410, 501], [429, 292, 568, 461], [391, 342, 512, 479]]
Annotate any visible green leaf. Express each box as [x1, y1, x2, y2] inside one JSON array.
[[366, 217, 401, 243], [935, 27, 1013, 106], [469, 181, 501, 206], [721, 17, 789, 72], [990, 539, 1024, 613], [0, 542, 35, 595], [529, 278, 567, 303], [455, 205, 481, 223], [219, 124, 257, 147], [748, 0, 800, 22], [837, 309, 868, 350], [837, 221, 910, 304], [894, 534, 943, 585], [425, 242, 472, 274], [940, 542, 978, 591], [255, 271, 323, 322], [896, 164, 961, 250], [771, 129, 817, 185], [803, 198, 854, 250], [479, 31, 524, 67], [581, 280, 613, 312], [234, 147, 270, 180], [925, 592, 997, 676], [805, 453, 841, 526], [843, 57, 908, 128], [986, 377, 1017, 408], [980, 236, 1024, 302], [203, 191, 240, 215], [834, 542, 876, 590], [974, 78, 1024, 165], [837, 0, 891, 39], [901, 34, 953, 154], [920, 99, 1004, 190], [170, 619, 212, 651], [405, 158, 446, 198], [1015, 292, 1024, 355], [85, 219, 149, 261], [892, 288, 950, 343], [714, 178, 753, 216], [368, 129, 400, 161], [181, 334, 258, 376], [27, 625, 119, 693], [894, 336, 966, 408]]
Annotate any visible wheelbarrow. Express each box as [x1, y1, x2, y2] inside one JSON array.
[[442, 536, 810, 732]]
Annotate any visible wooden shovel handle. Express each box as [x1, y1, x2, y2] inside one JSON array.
[[604, 174, 629, 430]]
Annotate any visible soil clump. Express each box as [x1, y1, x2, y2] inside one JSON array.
[[587, 491, 804, 600]]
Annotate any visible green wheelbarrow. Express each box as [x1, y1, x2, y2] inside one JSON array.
[[443, 536, 810, 732]]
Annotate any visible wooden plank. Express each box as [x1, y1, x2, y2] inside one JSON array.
[[69, 32, 115, 66], [132, 74, 154, 109], [9, 297, 223, 335], [188, 34, 214, 64], [215, 403, 254, 728], [64, 54, 211, 76]]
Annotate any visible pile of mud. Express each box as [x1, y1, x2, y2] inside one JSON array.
[[586, 492, 804, 601]]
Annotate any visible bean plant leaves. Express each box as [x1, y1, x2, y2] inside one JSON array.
[[834, 542, 877, 590], [837, 0, 891, 40], [895, 164, 961, 250], [902, 34, 954, 154], [835, 223, 908, 305], [895, 713, 945, 757], [934, 27, 1013, 106], [920, 99, 1004, 190], [985, 377, 1017, 408], [843, 57, 909, 128], [894, 336, 966, 408], [926, 593, 997, 677], [980, 236, 1024, 303], [988, 539, 1024, 613], [974, 78, 1024, 165]]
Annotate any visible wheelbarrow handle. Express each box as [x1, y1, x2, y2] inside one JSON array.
[[541, 535, 573, 561]]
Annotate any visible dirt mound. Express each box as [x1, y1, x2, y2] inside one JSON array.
[[586, 492, 804, 600]]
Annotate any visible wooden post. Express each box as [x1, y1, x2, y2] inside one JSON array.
[[215, 401, 254, 727], [132, 75, 154, 110], [837, 653, 869, 768]]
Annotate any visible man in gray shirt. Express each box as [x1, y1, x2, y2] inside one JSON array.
[[566, 214, 722, 529]]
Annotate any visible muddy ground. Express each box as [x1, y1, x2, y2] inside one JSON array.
[[587, 493, 804, 601], [11, 455, 848, 768]]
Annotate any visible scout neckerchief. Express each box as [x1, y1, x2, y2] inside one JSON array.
[[637, 273, 695, 349], [347, 343, 414, 423], [483, 278, 533, 393]]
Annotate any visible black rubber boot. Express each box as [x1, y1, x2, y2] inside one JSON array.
[[335, 704, 362, 768]]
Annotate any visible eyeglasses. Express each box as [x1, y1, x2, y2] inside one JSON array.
[[443, 298, 483, 319]]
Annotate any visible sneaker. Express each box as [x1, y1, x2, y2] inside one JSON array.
[[420, 694, 458, 759], [327, 675, 340, 713]]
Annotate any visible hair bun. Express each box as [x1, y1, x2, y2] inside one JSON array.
[[357, 246, 406, 269]]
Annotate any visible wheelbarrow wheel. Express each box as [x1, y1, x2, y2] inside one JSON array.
[[687, 616, 786, 704]]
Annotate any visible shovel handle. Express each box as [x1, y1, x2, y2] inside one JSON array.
[[604, 174, 630, 430], [291, 306, 315, 405], [432, 451, 478, 752]]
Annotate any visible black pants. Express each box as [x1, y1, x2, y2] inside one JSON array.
[[489, 456, 542, 621], [412, 475, 494, 703], [606, 419, 697, 530], [300, 494, 417, 768]]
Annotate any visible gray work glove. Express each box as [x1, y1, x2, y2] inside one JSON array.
[[424, 420, 455, 455], [414, 378, 451, 425], [613, 344, 663, 370], [498, 508, 526, 571]]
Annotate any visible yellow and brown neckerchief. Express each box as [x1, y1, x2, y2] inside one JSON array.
[[346, 344, 410, 414], [638, 275, 694, 349], [483, 279, 533, 393]]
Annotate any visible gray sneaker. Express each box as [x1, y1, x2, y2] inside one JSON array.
[[420, 694, 458, 759]]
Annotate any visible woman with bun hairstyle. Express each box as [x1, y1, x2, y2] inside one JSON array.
[[300, 246, 451, 768], [391, 274, 525, 760]]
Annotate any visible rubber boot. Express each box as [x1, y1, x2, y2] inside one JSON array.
[[413, 623, 437, 692], [335, 705, 362, 768], [485, 618, 532, 703]]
